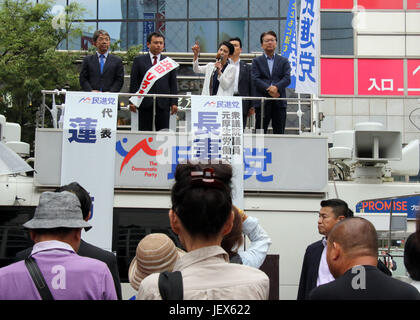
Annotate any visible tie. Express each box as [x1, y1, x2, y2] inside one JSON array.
[[100, 54, 105, 74], [153, 55, 158, 65]]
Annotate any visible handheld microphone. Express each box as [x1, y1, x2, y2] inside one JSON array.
[[214, 54, 224, 74]]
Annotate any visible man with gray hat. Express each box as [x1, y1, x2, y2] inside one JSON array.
[[0, 191, 117, 300]]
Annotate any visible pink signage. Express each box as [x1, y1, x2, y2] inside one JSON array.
[[321, 0, 354, 9], [408, 0, 420, 9], [321, 59, 354, 95], [357, 0, 403, 9], [358, 59, 404, 96], [407, 60, 420, 96]]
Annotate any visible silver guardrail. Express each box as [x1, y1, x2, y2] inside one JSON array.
[[40, 90, 324, 134]]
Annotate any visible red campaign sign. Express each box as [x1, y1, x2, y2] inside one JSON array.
[[407, 60, 420, 96], [358, 59, 404, 96], [321, 59, 354, 95], [407, 0, 420, 9], [321, 0, 354, 9], [357, 0, 403, 9]]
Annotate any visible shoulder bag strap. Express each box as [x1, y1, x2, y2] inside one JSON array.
[[24, 257, 54, 300], [158, 271, 183, 300]]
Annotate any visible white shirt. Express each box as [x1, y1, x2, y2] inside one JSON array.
[[30, 240, 75, 256], [148, 52, 161, 64], [229, 58, 241, 94], [96, 51, 109, 65], [237, 216, 272, 269], [316, 237, 335, 286], [96, 51, 109, 58]]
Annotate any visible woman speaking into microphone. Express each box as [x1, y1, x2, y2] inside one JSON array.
[[192, 40, 236, 96]]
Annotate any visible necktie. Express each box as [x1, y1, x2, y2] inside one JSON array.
[[100, 54, 105, 74], [153, 55, 158, 65]]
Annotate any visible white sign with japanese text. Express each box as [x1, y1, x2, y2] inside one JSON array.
[[295, 0, 320, 95], [61, 91, 118, 251], [190, 95, 244, 209]]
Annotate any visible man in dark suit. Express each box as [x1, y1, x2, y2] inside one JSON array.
[[129, 32, 178, 131], [252, 31, 291, 134], [229, 37, 253, 128], [15, 182, 122, 300], [297, 199, 393, 300], [310, 217, 420, 300], [297, 199, 353, 300], [79, 30, 124, 93]]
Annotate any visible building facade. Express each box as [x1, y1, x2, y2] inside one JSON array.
[[35, 0, 420, 141]]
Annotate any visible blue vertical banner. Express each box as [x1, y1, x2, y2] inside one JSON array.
[[143, 13, 155, 50], [295, 0, 320, 95], [281, 0, 298, 89]]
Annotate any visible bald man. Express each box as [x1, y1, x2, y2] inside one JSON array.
[[309, 217, 420, 300]]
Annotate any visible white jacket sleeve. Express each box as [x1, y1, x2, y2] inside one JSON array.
[[193, 58, 207, 74], [217, 64, 236, 91], [238, 216, 272, 269]]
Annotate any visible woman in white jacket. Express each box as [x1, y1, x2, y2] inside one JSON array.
[[192, 41, 236, 96]]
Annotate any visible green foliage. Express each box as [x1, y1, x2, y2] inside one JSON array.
[[0, 0, 85, 147], [0, 0, 144, 150]]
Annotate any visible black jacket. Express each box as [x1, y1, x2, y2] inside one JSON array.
[[79, 53, 124, 93], [251, 53, 291, 109], [297, 240, 324, 300], [129, 53, 178, 110], [310, 265, 420, 300], [237, 60, 253, 113], [297, 239, 396, 300]]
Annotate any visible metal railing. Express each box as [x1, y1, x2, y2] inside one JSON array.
[[40, 89, 323, 134]]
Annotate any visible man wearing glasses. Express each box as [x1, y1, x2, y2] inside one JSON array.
[[79, 30, 124, 93], [251, 31, 291, 134]]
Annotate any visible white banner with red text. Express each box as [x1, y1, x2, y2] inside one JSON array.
[[129, 57, 179, 130]]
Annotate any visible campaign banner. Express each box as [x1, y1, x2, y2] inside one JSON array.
[[61, 91, 118, 251], [281, 0, 298, 89], [129, 57, 179, 130], [35, 130, 328, 193], [356, 195, 420, 220], [190, 95, 244, 209], [295, 0, 320, 95]]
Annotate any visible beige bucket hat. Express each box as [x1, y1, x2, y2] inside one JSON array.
[[128, 233, 185, 291]]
